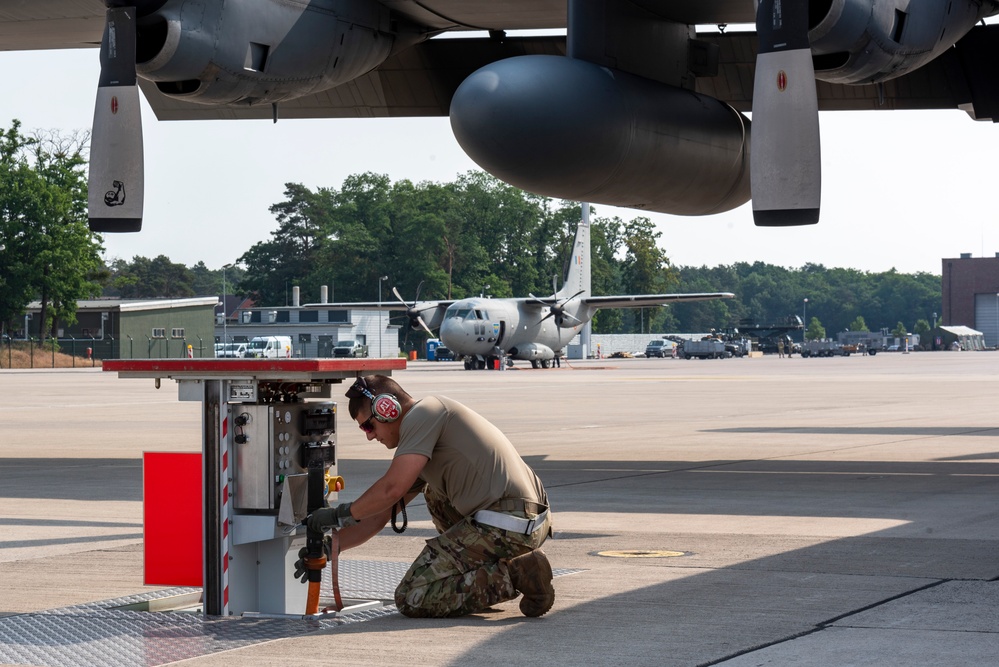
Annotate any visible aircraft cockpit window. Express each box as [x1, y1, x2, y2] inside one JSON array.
[[475, 310, 487, 320]]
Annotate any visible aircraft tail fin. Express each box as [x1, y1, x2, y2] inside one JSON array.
[[558, 205, 591, 300]]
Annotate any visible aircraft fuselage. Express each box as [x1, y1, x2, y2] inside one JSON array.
[[439, 299, 586, 363]]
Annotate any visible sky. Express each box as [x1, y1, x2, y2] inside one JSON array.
[[3, 46, 999, 276]]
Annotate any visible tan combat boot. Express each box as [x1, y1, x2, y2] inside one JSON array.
[[508, 550, 555, 617]]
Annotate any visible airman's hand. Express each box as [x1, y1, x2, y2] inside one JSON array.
[[307, 502, 357, 532], [292, 535, 334, 583]]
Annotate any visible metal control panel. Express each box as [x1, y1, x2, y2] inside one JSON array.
[[232, 402, 336, 511]]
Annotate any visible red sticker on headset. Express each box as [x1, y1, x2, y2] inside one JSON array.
[[373, 395, 400, 421]]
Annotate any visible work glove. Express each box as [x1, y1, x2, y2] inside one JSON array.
[[292, 535, 334, 583], [307, 502, 358, 532]]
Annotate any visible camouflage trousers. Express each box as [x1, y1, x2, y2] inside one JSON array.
[[394, 489, 551, 618]]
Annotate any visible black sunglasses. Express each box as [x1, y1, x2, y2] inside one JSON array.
[[358, 413, 376, 433]]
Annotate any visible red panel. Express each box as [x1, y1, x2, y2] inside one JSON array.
[[143, 452, 202, 586]]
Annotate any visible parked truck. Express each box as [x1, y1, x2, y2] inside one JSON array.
[[836, 331, 883, 355], [680, 336, 750, 359], [681, 339, 730, 359], [333, 339, 368, 358], [802, 335, 882, 357], [801, 339, 849, 357]]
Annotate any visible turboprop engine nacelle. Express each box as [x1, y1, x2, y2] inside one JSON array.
[[507, 342, 555, 361], [808, 0, 988, 84], [134, 0, 399, 106], [450, 55, 751, 217]]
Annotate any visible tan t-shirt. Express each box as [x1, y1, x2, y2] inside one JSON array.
[[395, 396, 548, 516]]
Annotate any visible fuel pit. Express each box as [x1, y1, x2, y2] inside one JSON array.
[[104, 358, 405, 618]]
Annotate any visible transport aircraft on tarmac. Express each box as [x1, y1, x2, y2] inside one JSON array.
[[4, 1, 997, 233], [305, 205, 733, 370]]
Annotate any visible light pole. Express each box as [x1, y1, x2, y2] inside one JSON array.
[[378, 275, 388, 358], [326, 233, 339, 304], [222, 263, 233, 346], [802, 298, 809, 342]]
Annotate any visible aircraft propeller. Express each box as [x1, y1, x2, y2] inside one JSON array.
[[530, 289, 585, 327], [88, 2, 145, 233], [750, 0, 821, 226], [392, 285, 436, 337]]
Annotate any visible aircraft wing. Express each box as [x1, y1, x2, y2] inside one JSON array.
[[140, 36, 567, 120], [696, 30, 998, 117], [581, 292, 735, 309], [302, 300, 452, 311], [1, 3, 989, 120], [0, 1, 104, 51], [301, 299, 453, 332], [6, 1, 998, 233], [302, 301, 398, 310], [106, 32, 999, 122]]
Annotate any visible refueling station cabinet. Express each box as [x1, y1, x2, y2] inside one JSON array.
[[103, 358, 405, 617]]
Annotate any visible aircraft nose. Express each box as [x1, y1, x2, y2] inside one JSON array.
[[440, 319, 460, 344]]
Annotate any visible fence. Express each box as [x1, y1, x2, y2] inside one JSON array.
[[0, 336, 216, 368]]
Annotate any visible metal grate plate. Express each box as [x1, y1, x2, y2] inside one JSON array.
[[0, 560, 583, 667]]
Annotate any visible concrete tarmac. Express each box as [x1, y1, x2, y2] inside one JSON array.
[[1, 352, 997, 666]]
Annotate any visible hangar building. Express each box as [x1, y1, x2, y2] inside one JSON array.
[[941, 253, 999, 347]]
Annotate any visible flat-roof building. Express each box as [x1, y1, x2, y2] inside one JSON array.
[[24, 297, 219, 359], [941, 253, 999, 347]]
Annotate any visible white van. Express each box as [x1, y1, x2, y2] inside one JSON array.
[[245, 335, 293, 358], [217, 342, 248, 358]]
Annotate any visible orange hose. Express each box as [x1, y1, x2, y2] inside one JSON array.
[[303, 554, 328, 615], [306, 580, 322, 615]]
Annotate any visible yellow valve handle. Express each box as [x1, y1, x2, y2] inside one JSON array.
[[326, 474, 345, 494]]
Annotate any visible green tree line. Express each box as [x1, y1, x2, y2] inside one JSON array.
[[677, 263, 941, 337], [0, 121, 106, 340], [231, 171, 679, 334], [0, 117, 942, 340], [101, 173, 943, 338]]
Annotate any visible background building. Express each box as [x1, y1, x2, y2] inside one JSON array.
[[220, 287, 400, 358], [24, 297, 218, 359], [941, 253, 999, 347]]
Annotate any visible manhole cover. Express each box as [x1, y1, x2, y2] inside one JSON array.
[[595, 550, 687, 558]]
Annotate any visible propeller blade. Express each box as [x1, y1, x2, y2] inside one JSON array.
[[416, 316, 435, 338], [88, 5, 144, 233], [392, 285, 437, 336], [750, 0, 820, 227]]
